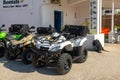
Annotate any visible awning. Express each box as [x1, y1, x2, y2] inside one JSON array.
[[68, 0, 120, 9], [103, 0, 120, 9]]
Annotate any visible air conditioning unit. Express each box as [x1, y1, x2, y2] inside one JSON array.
[[51, 0, 61, 4]]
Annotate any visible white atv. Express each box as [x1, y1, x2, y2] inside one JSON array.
[[32, 25, 88, 75]]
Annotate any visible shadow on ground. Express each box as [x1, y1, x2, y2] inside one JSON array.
[[3, 58, 35, 73], [0, 58, 58, 75], [36, 67, 58, 75], [0, 57, 7, 63], [0, 50, 101, 76]]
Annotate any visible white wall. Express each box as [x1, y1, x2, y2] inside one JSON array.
[[0, 0, 77, 28], [41, 0, 77, 27], [0, 0, 90, 29], [75, 1, 90, 25], [0, 0, 43, 28], [41, 0, 90, 27], [41, 4, 62, 27], [63, 6, 77, 25]]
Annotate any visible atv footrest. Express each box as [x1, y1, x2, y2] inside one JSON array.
[[73, 56, 80, 62]]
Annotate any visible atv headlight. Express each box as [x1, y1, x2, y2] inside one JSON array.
[[0, 41, 5, 47], [35, 40, 41, 49], [6, 41, 11, 47], [49, 45, 60, 52], [6, 41, 10, 45], [18, 44, 23, 48]]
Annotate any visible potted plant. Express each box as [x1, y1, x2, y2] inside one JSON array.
[[114, 25, 120, 33]]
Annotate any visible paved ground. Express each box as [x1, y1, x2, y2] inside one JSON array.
[[0, 43, 120, 80]]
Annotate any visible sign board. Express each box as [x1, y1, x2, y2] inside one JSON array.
[[0, 0, 33, 10], [90, 0, 97, 33]]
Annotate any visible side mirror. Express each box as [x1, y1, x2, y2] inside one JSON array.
[[0, 24, 6, 31], [1, 24, 5, 28], [30, 26, 35, 29]]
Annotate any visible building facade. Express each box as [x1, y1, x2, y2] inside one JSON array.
[[0, 0, 90, 28], [1, 0, 120, 49]]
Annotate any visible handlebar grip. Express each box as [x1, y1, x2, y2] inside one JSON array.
[[0, 29, 6, 31]]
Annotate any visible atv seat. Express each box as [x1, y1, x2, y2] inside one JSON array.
[[64, 25, 89, 38], [62, 33, 75, 40], [9, 24, 29, 36], [37, 27, 53, 35]]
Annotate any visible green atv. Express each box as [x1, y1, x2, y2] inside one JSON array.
[[6, 24, 35, 64], [0, 25, 7, 58]]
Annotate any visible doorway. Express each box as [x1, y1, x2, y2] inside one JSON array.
[[54, 11, 63, 33]]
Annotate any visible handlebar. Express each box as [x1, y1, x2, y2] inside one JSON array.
[[28, 30, 35, 33], [0, 29, 6, 31]]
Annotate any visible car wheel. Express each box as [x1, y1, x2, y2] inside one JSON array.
[[57, 53, 72, 75], [22, 49, 34, 64], [75, 46, 88, 63]]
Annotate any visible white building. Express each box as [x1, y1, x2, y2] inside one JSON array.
[[0, 0, 120, 49], [0, 0, 91, 28]]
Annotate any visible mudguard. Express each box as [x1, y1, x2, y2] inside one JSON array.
[[79, 37, 87, 46], [59, 41, 73, 51], [0, 32, 7, 39], [11, 35, 34, 45], [73, 37, 87, 47]]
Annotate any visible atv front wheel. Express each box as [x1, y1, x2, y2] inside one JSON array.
[[0, 47, 6, 58], [75, 46, 88, 63], [22, 49, 34, 64], [32, 54, 46, 68], [57, 53, 72, 75]]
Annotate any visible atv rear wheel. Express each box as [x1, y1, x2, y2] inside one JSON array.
[[75, 46, 88, 63], [22, 49, 34, 64], [0, 47, 5, 58], [57, 53, 72, 75], [5, 52, 17, 60], [32, 54, 46, 68]]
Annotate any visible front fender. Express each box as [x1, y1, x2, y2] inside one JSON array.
[[73, 37, 87, 47], [59, 41, 73, 51], [0, 41, 5, 47], [79, 37, 87, 46]]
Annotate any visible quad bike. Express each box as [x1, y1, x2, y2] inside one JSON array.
[[5, 24, 35, 64], [32, 25, 88, 75], [0, 25, 7, 58]]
